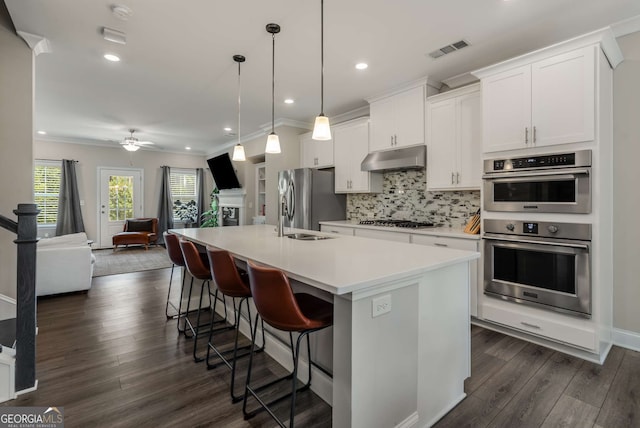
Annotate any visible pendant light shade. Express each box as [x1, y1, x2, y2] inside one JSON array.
[[312, 0, 331, 141], [123, 143, 140, 152], [265, 23, 281, 154], [265, 133, 281, 154], [232, 54, 247, 161], [232, 143, 246, 161], [312, 115, 331, 140]]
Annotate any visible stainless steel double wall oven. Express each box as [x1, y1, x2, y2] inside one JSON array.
[[482, 150, 593, 318]]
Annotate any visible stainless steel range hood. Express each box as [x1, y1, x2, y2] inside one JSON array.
[[360, 145, 426, 172]]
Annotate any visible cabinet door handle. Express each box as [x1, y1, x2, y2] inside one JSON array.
[[533, 126, 537, 143], [456, 172, 460, 184], [390, 136, 394, 146], [394, 135, 397, 146], [451, 172, 455, 184], [525, 127, 529, 144], [434, 243, 448, 247], [520, 321, 541, 329]]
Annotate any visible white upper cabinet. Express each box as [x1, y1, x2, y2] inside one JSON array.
[[369, 85, 425, 152], [480, 46, 596, 153], [300, 131, 334, 169], [333, 118, 382, 193], [427, 84, 482, 190]]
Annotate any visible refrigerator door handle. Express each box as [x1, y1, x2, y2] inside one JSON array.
[[286, 179, 295, 221]]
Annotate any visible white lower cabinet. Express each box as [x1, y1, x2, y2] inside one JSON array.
[[411, 234, 479, 317], [482, 302, 597, 351], [320, 225, 355, 236], [354, 228, 410, 243]]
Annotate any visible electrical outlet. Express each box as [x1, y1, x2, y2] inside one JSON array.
[[372, 294, 391, 317]]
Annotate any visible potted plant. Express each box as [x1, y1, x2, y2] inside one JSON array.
[[173, 199, 198, 227], [200, 188, 219, 228]]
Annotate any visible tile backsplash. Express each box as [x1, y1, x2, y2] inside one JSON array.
[[346, 169, 480, 228]]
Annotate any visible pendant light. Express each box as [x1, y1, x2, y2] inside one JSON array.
[[231, 54, 246, 161], [312, 0, 331, 141], [265, 23, 281, 154]]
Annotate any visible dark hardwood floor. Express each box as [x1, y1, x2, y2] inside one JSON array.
[[6, 268, 331, 427], [435, 325, 640, 428], [4, 267, 639, 427]]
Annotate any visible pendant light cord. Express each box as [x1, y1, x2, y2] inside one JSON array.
[[237, 60, 241, 145], [320, 0, 324, 116], [271, 32, 276, 133]]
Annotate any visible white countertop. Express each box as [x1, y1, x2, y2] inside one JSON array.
[[170, 224, 479, 296], [319, 220, 481, 240]]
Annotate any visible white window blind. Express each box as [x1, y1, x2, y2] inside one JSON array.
[[170, 169, 198, 220], [34, 160, 62, 224]]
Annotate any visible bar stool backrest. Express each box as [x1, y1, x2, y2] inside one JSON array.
[[207, 249, 251, 298], [179, 240, 211, 280], [164, 232, 185, 267], [246, 260, 322, 332]]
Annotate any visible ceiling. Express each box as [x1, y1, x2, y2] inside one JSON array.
[[5, 0, 640, 156]]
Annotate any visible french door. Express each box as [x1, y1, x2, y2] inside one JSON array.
[[98, 168, 143, 248]]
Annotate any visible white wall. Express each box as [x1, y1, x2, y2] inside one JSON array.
[[613, 31, 640, 334], [0, 7, 33, 299], [33, 140, 209, 244], [213, 125, 306, 225]]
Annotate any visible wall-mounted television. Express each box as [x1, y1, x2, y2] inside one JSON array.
[[206, 153, 241, 190]]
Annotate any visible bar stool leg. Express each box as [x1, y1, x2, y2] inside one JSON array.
[[192, 279, 208, 362], [182, 276, 196, 337]]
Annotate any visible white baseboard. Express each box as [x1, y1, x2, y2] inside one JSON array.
[[0, 295, 16, 322], [613, 328, 640, 352], [395, 411, 419, 428]]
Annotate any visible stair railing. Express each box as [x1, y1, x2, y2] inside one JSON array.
[[0, 203, 39, 392]]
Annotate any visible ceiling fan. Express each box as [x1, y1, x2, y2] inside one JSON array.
[[120, 129, 154, 151]]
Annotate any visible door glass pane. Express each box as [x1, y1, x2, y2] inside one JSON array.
[[109, 175, 134, 221], [493, 246, 576, 294], [493, 180, 576, 203]]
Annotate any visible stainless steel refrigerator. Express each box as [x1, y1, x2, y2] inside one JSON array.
[[278, 168, 346, 231]]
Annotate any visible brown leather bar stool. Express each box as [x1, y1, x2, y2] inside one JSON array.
[[205, 248, 265, 402], [163, 232, 186, 326], [243, 260, 333, 428], [179, 239, 228, 362]]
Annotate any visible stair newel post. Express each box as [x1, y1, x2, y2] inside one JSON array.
[[13, 203, 39, 392]]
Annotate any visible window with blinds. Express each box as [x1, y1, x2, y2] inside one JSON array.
[[34, 161, 62, 224], [170, 169, 198, 221]]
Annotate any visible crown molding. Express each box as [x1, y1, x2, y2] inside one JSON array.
[[611, 14, 640, 38], [35, 135, 207, 156], [17, 31, 51, 56]]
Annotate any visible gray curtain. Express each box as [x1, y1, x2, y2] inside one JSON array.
[[55, 159, 85, 236], [157, 166, 174, 244], [195, 168, 206, 227]]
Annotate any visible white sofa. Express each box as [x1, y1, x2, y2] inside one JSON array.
[[36, 232, 95, 296]]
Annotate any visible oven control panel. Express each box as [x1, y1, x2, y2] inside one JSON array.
[[484, 149, 592, 173], [484, 219, 592, 241]]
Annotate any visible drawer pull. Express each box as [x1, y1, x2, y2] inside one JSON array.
[[520, 321, 541, 329], [434, 243, 448, 247]]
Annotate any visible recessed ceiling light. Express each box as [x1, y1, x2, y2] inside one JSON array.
[[284, 98, 294, 104], [224, 127, 232, 132], [37, 130, 47, 135], [104, 53, 120, 62], [185, 146, 191, 150], [355, 63, 368, 70]]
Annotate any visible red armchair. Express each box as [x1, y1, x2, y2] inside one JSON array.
[[112, 218, 159, 250]]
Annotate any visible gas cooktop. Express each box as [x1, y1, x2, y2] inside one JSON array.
[[359, 219, 435, 229]]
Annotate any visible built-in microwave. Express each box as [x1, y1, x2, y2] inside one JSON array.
[[483, 150, 591, 214]]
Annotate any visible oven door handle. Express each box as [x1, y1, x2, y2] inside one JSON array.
[[484, 236, 590, 250], [482, 169, 590, 180]]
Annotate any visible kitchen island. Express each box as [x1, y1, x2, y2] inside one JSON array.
[[172, 224, 479, 428]]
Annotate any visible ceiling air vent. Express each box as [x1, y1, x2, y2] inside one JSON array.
[[428, 39, 470, 59]]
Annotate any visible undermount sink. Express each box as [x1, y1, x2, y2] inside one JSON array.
[[285, 233, 333, 241]]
